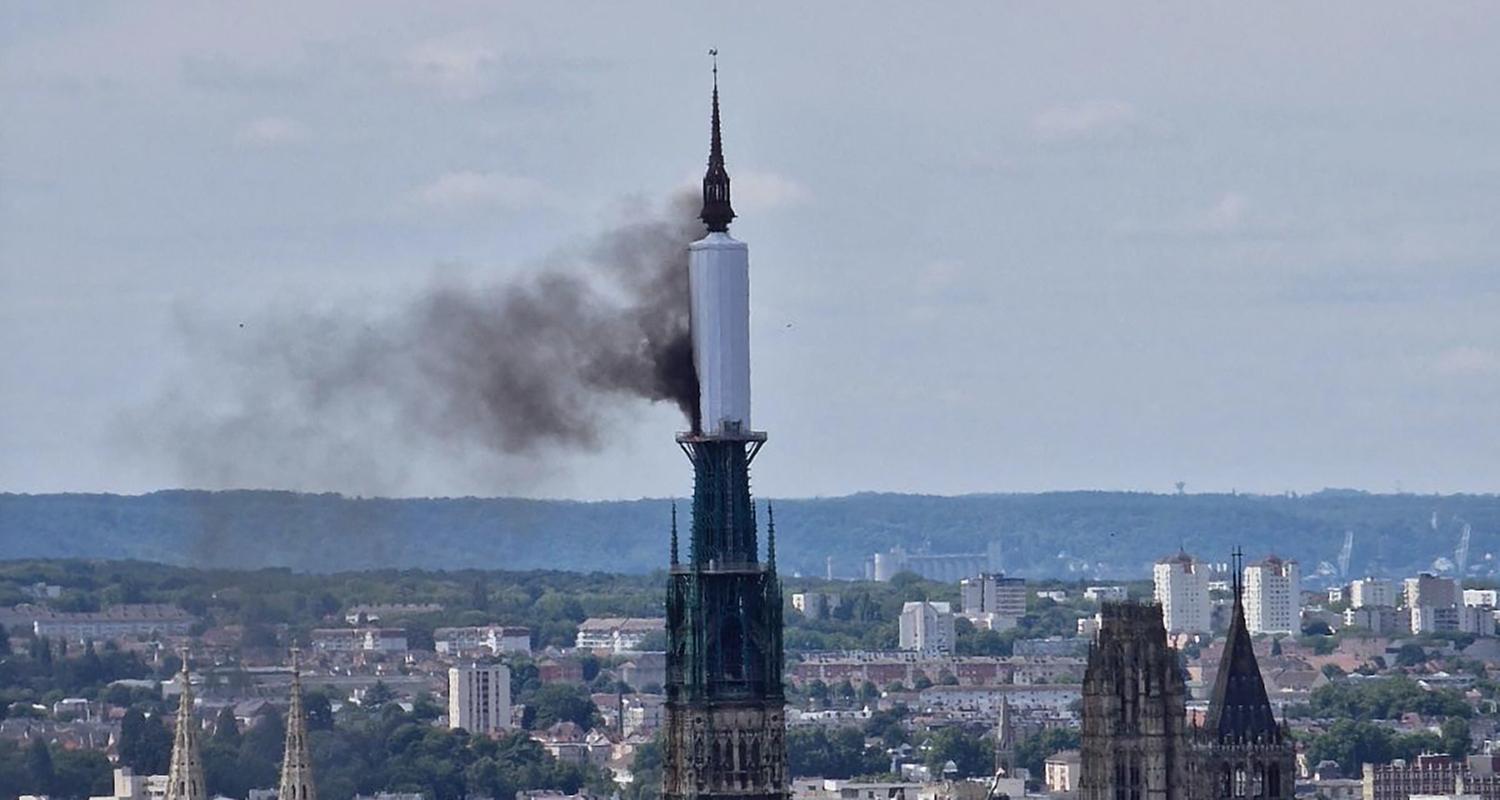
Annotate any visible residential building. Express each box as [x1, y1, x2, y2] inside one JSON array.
[[433, 625, 532, 656], [899, 601, 956, 655], [1465, 590, 1499, 608], [343, 603, 443, 624], [791, 592, 842, 620], [1084, 586, 1128, 603], [1344, 605, 1402, 634], [1045, 750, 1082, 794], [448, 663, 512, 734], [1244, 556, 1300, 635], [1405, 574, 1460, 610], [1154, 551, 1212, 634], [575, 617, 664, 653], [1350, 578, 1397, 609], [959, 573, 1026, 631], [29, 603, 197, 642], [309, 628, 408, 653], [1413, 604, 1496, 636]]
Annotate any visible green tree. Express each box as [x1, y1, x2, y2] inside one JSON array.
[[1014, 727, 1081, 778], [119, 708, 172, 774], [924, 727, 992, 779], [524, 684, 600, 731], [787, 726, 885, 779], [25, 738, 54, 795], [1442, 718, 1472, 759]]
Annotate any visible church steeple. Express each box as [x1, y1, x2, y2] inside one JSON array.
[[1205, 548, 1281, 744], [165, 653, 206, 800], [700, 51, 735, 233], [669, 502, 680, 566], [279, 648, 317, 800]]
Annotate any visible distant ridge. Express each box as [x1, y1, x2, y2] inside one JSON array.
[[1, 490, 1496, 579]]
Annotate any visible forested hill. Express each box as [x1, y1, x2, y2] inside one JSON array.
[[1, 490, 1497, 581]]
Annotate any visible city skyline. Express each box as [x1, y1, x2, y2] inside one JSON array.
[[4, 4, 1499, 501]]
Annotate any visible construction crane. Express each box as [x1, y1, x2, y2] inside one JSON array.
[[1337, 530, 1354, 578], [1456, 522, 1473, 574]]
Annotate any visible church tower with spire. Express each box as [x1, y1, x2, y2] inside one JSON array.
[[663, 57, 788, 800], [1191, 550, 1295, 800], [165, 655, 206, 800], [279, 649, 318, 800]]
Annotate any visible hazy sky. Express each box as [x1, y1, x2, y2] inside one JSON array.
[[3, 3, 1498, 499]]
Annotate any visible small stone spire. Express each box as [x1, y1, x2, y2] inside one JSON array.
[[700, 49, 735, 233], [279, 648, 317, 800], [669, 502, 680, 566], [766, 502, 777, 569], [165, 652, 206, 800]]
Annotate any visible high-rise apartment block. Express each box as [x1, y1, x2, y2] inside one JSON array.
[[448, 663, 512, 735], [899, 601, 956, 655], [1153, 552, 1212, 634], [1349, 578, 1396, 609], [1243, 556, 1300, 636], [959, 573, 1026, 631]]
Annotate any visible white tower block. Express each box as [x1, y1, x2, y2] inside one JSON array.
[[689, 231, 751, 437]]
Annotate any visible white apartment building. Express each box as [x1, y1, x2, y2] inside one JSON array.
[[310, 627, 408, 653], [1405, 574, 1459, 610], [434, 626, 532, 656], [1412, 604, 1496, 637], [1244, 556, 1300, 636], [791, 592, 843, 620], [448, 663, 512, 734], [898, 601, 956, 655], [575, 618, 665, 653], [1153, 552, 1212, 634], [1349, 578, 1396, 609], [1464, 589, 1499, 608], [959, 574, 1026, 631], [1084, 586, 1128, 603]]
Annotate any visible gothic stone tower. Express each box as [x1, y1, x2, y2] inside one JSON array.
[[279, 649, 318, 800], [1191, 552, 1295, 800], [662, 63, 788, 800], [1079, 603, 1190, 800], [166, 656, 206, 800]]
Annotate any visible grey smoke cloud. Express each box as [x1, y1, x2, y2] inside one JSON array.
[[130, 194, 702, 492]]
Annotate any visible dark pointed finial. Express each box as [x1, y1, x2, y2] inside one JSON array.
[[766, 502, 776, 568], [670, 502, 679, 566], [1232, 546, 1244, 601], [700, 49, 735, 232]]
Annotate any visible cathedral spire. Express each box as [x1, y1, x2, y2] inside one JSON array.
[[669, 502, 680, 566], [279, 648, 318, 800], [166, 652, 206, 800], [700, 50, 735, 233], [766, 501, 777, 570], [1206, 547, 1281, 744]]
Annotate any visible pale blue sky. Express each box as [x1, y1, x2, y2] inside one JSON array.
[[2, 2, 1498, 498]]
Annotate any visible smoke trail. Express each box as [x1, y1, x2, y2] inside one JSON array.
[[130, 194, 702, 494]]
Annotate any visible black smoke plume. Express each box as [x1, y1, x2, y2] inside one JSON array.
[[132, 194, 703, 494]]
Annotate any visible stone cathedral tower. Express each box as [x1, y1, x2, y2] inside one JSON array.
[[165, 657, 206, 800], [279, 649, 317, 800], [662, 63, 789, 800], [1079, 603, 1190, 800], [1190, 552, 1295, 800]]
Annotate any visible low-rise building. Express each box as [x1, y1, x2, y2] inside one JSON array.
[[28, 603, 197, 642], [575, 618, 665, 653], [1084, 586, 1128, 603], [792, 592, 843, 620], [899, 602, 956, 655], [310, 627, 408, 653], [434, 625, 532, 656], [1045, 749, 1082, 793]]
